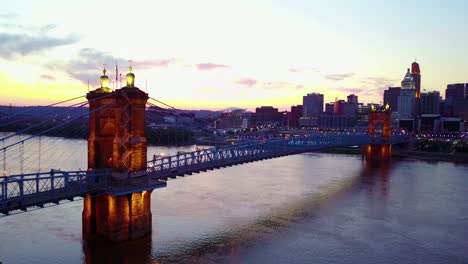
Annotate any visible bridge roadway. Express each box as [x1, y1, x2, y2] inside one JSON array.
[[0, 134, 407, 215]]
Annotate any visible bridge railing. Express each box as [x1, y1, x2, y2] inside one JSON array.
[[146, 134, 409, 178], [1, 169, 110, 212]]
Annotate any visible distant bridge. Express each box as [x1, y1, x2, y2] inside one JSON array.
[[0, 133, 406, 215]]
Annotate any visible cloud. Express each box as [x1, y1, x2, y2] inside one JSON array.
[[288, 67, 319, 73], [0, 13, 17, 20], [356, 76, 398, 98], [48, 48, 175, 85], [235, 78, 258, 87], [40, 74, 55, 81], [234, 78, 305, 90], [361, 76, 397, 86], [195, 63, 230, 71], [0, 33, 79, 59], [260, 81, 296, 90], [335, 87, 363, 94], [324, 73, 355, 81], [139, 58, 176, 68]]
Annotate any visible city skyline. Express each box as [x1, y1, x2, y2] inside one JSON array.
[[1, 0, 468, 110]]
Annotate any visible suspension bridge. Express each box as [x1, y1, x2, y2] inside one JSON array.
[[0, 67, 407, 241]]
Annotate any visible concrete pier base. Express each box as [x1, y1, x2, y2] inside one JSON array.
[[363, 144, 392, 161], [83, 190, 152, 242]]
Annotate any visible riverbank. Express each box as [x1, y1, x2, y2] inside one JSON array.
[[319, 147, 468, 163], [392, 149, 468, 163]]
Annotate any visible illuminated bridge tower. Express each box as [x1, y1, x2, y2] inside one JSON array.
[[412, 61, 421, 99], [364, 104, 392, 161], [83, 67, 153, 242]]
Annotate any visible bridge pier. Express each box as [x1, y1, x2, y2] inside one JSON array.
[[364, 105, 393, 161], [362, 144, 392, 161], [83, 191, 152, 242], [83, 67, 154, 242]]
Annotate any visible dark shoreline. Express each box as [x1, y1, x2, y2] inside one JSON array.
[[319, 148, 468, 163]]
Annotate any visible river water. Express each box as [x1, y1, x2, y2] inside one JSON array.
[[0, 137, 467, 263]]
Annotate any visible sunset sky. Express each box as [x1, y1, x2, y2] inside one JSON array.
[[1, 0, 467, 110]]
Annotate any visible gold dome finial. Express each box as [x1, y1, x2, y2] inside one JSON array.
[[100, 65, 110, 91], [126, 61, 135, 87]]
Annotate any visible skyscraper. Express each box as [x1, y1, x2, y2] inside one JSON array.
[[411, 61, 421, 99], [397, 69, 416, 118], [302, 93, 324, 116], [347, 94, 358, 104], [383, 87, 401, 112], [288, 105, 303, 127], [445, 83, 466, 116], [420, 91, 441, 114]]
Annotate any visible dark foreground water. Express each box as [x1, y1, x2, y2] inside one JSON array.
[[0, 150, 467, 263]]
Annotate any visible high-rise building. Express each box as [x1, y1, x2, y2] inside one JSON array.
[[397, 69, 416, 118], [325, 103, 334, 114], [288, 105, 303, 127], [334, 100, 346, 115], [411, 61, 421, 98], [302, 93, 324, 116], [254, 106, 282, 127], [446, 83, 466, 101], [347, 94, 358, 104], [420, 91, 440, 114], [383, 87, 401, 112], [445, 83, 466, 116]]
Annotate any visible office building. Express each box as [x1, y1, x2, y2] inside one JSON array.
[[383, 87, 401, 112], [420, 91, 441, 114], [397, 69, 416, 119], [302, 93, 324, 116]]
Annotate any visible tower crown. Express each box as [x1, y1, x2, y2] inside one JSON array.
[[411, 61, 420, 75], [401, 68, 415, 89], [98, 67, 111, 93], [125, 66, 135, 87]]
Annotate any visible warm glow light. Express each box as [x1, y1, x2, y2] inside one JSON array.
[[126, 75, 134, 87], [1, 1, 466, 108], [101, 78, 109, 89]]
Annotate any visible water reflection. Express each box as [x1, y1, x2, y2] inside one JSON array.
[[81, 159, 396, 263], [82, 235, 155, 264]]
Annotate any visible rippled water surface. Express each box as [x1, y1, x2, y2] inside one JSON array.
[[0, 139, 467, 263]]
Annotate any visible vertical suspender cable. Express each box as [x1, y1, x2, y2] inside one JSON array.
[[2, 141, 5, 175], [20, 141, 24, 175], [38, 137, 41, 173]]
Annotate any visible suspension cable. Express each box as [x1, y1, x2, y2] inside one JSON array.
[[0, 95, 85, 122], [0, 102, 114, 152]]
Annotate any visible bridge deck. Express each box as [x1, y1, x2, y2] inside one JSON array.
[[0, 134, 408, 215]]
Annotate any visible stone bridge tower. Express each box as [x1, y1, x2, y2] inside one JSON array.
[[83, 67, 152, 242], [364, 104, 392, 161]]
